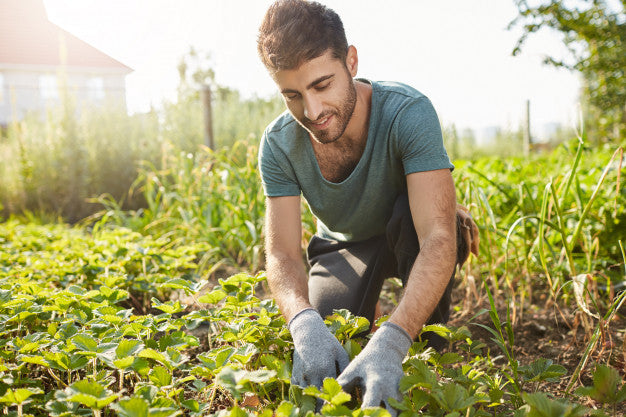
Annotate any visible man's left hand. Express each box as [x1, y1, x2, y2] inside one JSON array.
[[336, 321, 412, 416]]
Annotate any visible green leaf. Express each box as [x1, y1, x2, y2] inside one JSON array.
[[71, 333, 98, 353], [160, 278, 196, 295], [434, 383, 475, 412], [45, 399, 91, 417], [344, 339, 362, 360], [274, 401, 299, 417], [523, 393, 587, 417], [100, 286, 129, 303], [181, 399, 200, 412], [43, 351, 87, 371], [0, 387, 43, 404], [575, 364, 624, 404], [19, 354, 49, 367], [421, 324, 452, 339], [148, 408, 182, 417], [197, 289, 227, 304], [260, 354, 291, 382], [116, 339, 144, 359], [149, 366, 172, 387], [112, 396, 149, 417], [216, 367, 277, 400], [138, 348, 172, 369], [151, 298, 185, 315], [401, 360, 438, 391], [131, 357, 151, 377], [114, 356, 136, 369], [520, 358, 567, 383], [319, 378, 351, 405], [64, 379, 119, 409], [436, 352, 464, 365]]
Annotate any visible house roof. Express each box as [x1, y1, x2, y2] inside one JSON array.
[[0, 0, 132, 72]]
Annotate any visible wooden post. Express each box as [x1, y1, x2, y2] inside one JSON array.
[[523, 99, 531, 156], [201, 84, 214, 150]]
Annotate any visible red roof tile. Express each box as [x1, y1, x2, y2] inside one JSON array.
[[0, 0, 132, 72]]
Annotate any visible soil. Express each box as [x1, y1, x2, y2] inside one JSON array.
[[435, 276, 625, 414]]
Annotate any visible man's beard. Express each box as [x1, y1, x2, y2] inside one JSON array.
[[299, 81, 357, 144]]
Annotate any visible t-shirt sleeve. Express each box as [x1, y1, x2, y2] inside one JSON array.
[[393, 97, 454, 174], [258, 131, 301, 197]]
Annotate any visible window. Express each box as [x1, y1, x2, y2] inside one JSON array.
[[39, 74, 58, 101], [87, 77, 105, 101]]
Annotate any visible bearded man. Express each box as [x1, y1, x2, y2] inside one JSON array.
[[256, 0, 478, 413]]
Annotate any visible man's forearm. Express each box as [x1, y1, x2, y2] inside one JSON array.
[[266, 254, 312, 323], [389, 229, 456, 338]]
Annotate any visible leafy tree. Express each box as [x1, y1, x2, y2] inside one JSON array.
[[509, 0, 625, 142]]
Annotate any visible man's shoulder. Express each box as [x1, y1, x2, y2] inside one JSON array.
[[369, 80, 437, 125], [371, 80, 428, 103], [264, 110, 300, 138], [260, 110, 306, 163]]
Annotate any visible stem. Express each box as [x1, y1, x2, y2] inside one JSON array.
[[47, 368, 67, 388], [566, 290, 626, 393], [568, 147, 622, 267], [549, 181, 577, 277], [538, 183, 555, 293], [207, 385, 218, 413]]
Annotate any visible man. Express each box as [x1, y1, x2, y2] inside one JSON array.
[[256, 0, 478, 412]]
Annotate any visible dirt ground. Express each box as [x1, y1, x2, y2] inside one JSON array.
[[444, 277, 626, 413]]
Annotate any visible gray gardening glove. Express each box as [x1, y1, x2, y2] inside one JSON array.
[[336, 321, 412, 416], [288, 308, 351, 388]]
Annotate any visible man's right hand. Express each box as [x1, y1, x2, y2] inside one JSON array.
[[288, 308, 350, 388]]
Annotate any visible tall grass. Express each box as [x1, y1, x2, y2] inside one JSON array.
[[0, 85, 283, 222], [0, 99, 161, 222], [88, 141, 317, 274], [455, 138, 625, 324]]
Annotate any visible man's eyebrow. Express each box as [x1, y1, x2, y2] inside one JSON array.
[[306, 74, 334, 90], [280, 74, 334, 95]]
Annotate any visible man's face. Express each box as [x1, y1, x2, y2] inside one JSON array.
[[273, 49, 358, 144]]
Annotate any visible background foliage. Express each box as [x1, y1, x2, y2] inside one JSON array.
[[510, 0, 626, 142]]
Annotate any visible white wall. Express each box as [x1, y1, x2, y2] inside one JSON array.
[[0, 65, 128, 125]]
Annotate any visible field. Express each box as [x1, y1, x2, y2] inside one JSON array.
[[0, 117, 625, 416]]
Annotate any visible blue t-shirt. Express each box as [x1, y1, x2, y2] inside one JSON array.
[[259, 80, 453, 242]]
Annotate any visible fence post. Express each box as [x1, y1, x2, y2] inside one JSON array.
[[201, 84, 214, 150], [523, 99, 531, 156]]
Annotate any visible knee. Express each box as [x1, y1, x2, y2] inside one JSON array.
[[308, 283, 356, 320]]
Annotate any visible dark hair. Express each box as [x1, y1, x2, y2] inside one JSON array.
[[257, 0, 348, 73]]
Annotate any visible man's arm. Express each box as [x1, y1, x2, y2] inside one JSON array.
[[265, 195, 351, 390], [389, 168, 458, 338], [264, 195, 311, 323]]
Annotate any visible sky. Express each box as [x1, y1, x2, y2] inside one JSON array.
[[43, 0, 583, 139]]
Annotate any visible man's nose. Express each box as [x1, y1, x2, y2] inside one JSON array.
[[303, 94, 323, 121]]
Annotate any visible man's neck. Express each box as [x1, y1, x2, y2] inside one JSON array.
[[340, 80, 372, 146]]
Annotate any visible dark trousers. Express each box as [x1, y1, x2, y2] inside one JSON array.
[[306, 194, 470, 350]]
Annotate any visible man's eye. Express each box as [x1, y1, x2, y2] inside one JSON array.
[[284, 93, 299, 100], [315, 83, 330, 91]]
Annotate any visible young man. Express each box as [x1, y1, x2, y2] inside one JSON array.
[[257, 0, 478, 412]]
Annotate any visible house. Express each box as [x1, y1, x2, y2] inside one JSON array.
[[0, 0, 132, 126]]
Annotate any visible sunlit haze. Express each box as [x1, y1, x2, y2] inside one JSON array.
[[43, 0, 582, 140]]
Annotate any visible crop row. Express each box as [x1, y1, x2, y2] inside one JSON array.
[[1, 220, 624, 416]]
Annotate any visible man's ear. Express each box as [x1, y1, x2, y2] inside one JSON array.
[[346, 45, 358, 77]]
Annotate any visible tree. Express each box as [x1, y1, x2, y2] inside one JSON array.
[[509, 0, 625, 142]]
